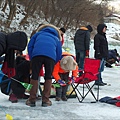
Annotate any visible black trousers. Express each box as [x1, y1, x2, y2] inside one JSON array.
[[31, 55, 55, 80]]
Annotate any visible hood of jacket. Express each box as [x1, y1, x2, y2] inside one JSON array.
[[37, 24, 61, 40], [76, 27, 88, 35], [80, 27, 88, 31], [97, 24, 107, 34], [6, 31, 28, 52]]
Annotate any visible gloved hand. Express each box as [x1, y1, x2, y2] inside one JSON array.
[[71, 76, 76, 82], [58, 80, 66, 86], [86, 50, 89, 57], [68, 76, 76, 84]]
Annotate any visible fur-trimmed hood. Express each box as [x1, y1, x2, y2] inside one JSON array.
[[37, 24, 62, 40], [28, 24, 62, 62], [80, 27, 88, 31]]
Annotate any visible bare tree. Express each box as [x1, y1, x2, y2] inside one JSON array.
[[1, 0, 8, 12], [19, 0, 39, 25], [0, 0, 112, 33], [6, 0, 17, 28]]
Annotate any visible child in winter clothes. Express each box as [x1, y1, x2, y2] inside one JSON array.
[[26, 24, 62, 107], [52, 52, 78, 101]]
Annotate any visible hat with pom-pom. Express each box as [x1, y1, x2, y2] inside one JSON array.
[[60, 56, 77, 71]]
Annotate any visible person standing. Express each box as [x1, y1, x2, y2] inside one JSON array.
[[94, 24, 108, 86], [74, 25, 93, 76], [26, 24, 62, 107]]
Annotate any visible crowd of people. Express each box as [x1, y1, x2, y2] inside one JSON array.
[[0, 23, 120, 108]]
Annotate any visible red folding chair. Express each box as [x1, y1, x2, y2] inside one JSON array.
[[67, 58, 101, 102]]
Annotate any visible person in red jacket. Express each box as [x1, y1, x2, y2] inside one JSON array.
[[52, 52, 78, 101]]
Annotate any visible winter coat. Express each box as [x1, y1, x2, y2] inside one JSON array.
[[52, 52, 78, 81], [94, 24, 108, 59], [74, 27, 90, 51], [15, 56, 30, 81], [99, 96, 120, 107], [1, 31, 28, 78], [28, 24, 62, 63]]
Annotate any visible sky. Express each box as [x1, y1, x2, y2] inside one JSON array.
[[0, 22, 120, 120]]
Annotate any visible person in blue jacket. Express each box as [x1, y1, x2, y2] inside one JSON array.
[[26, 24, 62, 107]]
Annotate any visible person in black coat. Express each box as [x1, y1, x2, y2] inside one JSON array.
[[8, 56, 31, 103], [74, 25, 93, 76], [94, 24, 108, 86]]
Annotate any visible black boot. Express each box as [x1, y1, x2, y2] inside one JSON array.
[[61, 85, 68, 101], [55, 86, 62, 101]]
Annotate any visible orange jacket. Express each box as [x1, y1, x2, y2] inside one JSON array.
[[52, 52, 78, 81]]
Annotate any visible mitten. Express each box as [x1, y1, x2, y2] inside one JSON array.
[[68, 76, 76, 84], [86, 50, 89, 57], [71, 76, 76, 82], [58, 80, 66, 86]]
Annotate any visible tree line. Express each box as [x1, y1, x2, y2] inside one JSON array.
[[0, 0, 112, 36]]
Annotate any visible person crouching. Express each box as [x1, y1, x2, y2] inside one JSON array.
[[52, 52, 78, 101]]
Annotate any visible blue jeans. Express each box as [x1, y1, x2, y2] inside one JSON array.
[[95, 58, 105, 84], [75, 49, 85, 70]]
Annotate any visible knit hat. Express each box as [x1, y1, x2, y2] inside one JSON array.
[[60, 56, 77, 71], [86, 25, 93, 32], [59, 27, 66, 33]]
